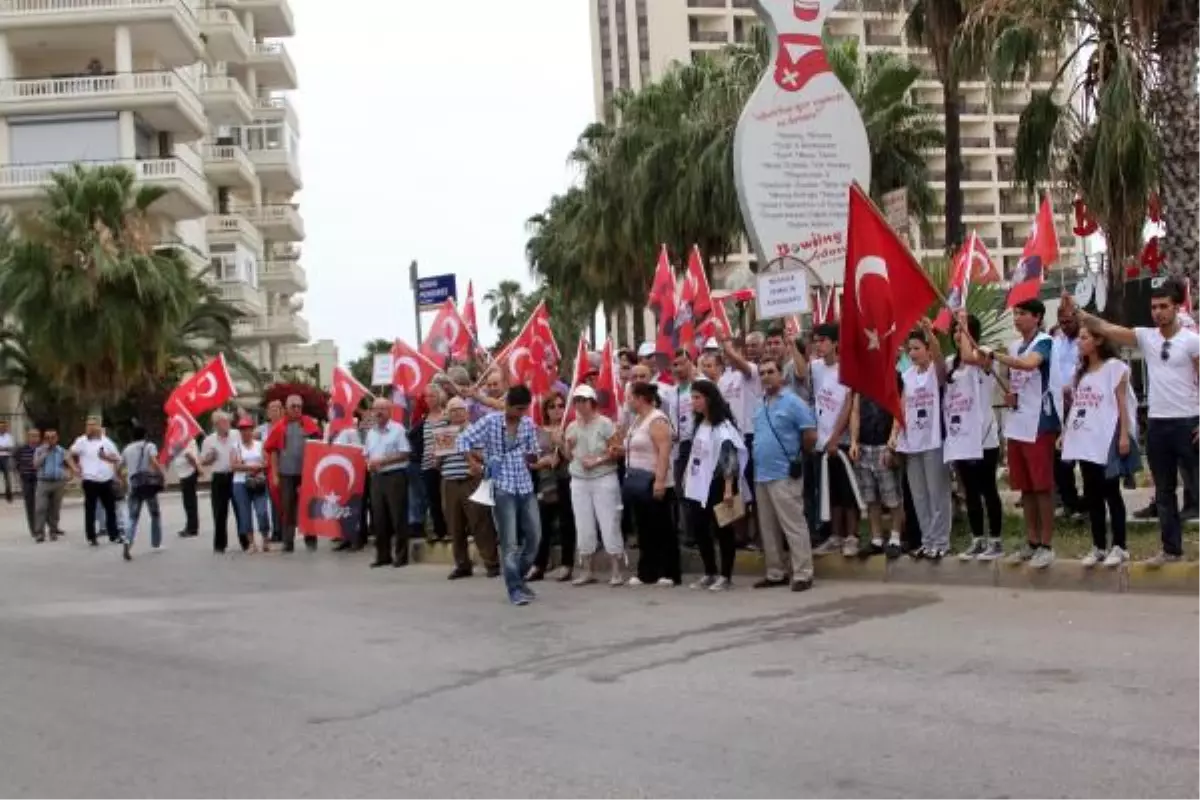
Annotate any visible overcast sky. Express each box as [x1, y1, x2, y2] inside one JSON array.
[[288, 0, 594, 362]]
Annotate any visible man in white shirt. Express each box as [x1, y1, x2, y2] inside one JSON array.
[[172, 437, 201, 538], [1067, 279, 1200, 564], [1050, 306, 1085, 518], [69, 415, 121, 545], [0, 419, 14, 502], [201, 411, 239, 553]]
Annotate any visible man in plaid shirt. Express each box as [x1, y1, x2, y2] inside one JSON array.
[[457, 385, 542, 606]]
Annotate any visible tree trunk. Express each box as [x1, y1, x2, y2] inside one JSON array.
[[941, 77, 965, 253], [632, 302, 647, 346], [1156, 10, 1200, 282]]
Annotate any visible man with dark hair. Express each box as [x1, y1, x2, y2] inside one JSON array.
[[1064, 278, 1199, 565], [985, 298, 1059, 568], [457, 385, 543, 606], [1050, 302, 1085, 518], [807, 324, 859, 555], [16, 428, 39, 537]]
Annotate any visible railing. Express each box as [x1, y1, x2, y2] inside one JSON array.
[[687, 0, 725, 7], [0, 69, 199, 104], [219, 281, 261, 308], [0, 157, 204, 194], [248, 204, 303, 235], [960, 136, 991, 148], [690, 29, 729, 43], [864, 32, 902, 45], [260, 258, 306, 290], [0, 0, 196, 16], [252, 94, 298, 129], [963, 203, 995, 215], [206, 213, 261, 244]]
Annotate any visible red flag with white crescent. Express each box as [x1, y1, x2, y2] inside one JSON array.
[[562, 335, 591, 426], [391, 339, 441, 405], [328, 365, 371, 436], [297, 442, 367, 539], [1006, 194, 1060, 308], [462, 280, 479, 341], [495, 300, 560, 389], [678, 245, 714, 356], [159, 397, 201, 466], [419, 299, 474, 365], [647, 244, 678, 357], [167, 354, 237, 418], [594, 338, 623, 421]]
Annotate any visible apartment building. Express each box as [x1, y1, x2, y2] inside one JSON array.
[[590, 0, 1077, 338], [0, 0, 330, 410]]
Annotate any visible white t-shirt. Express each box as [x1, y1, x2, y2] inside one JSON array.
[[232, 438, 265, 484], [121, 441, 159, 477], [811, 360, 850, 449], [1063, 359, 1128, 465], [70, 435, 118, 482], [0, 432, 13, 458], [942, 361, 985, 463], [1134, 326, 1200, 419], [201, 432, 237, 474], [897, 365, 943, 454], [979, 368, 1000, 449], [718, 365, 759, 435], [172, 439, 199, 480]]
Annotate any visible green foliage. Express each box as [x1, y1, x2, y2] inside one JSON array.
[[483, 280, 525, 345], [263, 382, 328, 420]]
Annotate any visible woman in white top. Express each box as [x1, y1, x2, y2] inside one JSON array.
[[889, 319, 952, 559], [947, 312, 1005, 561], [562, 385, 623, 586], [617, 381, 679, 587], [1061, 327, 1141, 567], [683, 380, 748, 591], [231, 418, 272, 552]]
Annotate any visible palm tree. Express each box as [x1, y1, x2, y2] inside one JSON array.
[[964, 0, 1158, 320], [483, 280, 526, 344], [0, 163, 252, 434]]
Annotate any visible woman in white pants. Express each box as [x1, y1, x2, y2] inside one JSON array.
[[890, 319, 952, 559], [563, 385, 624, 585]]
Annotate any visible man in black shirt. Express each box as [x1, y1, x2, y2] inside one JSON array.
[[16, 428, 39, 538]]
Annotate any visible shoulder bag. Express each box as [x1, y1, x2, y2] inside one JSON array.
[[129, 442, 164, 499], [764, 398, 804, 480]]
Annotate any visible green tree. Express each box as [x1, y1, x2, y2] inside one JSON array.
[[347, 338, 394, 388], [483, 280, 526, 345]]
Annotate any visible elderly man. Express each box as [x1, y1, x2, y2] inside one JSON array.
[[69, 415, 121, 545], [201, 411, 240, 552], [264, 395, 322, 552], [442, 396, 500, 579], [365, 397, 410, 568]]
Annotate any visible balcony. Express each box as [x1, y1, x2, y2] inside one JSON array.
[[0, 0, 203, 66], [0, 156, 209, 217], [237, 0, 294, 38], [690, 29, 729, 44], [962, 169, 994, 183], [246, 203, 304, 241], [961, 135, 991, 148], [246, 146, 301, 193], [963, 203, 995, 215], [252, 94, 298, 131], [864, 31, 902, 46], [687, 0, 725, 7], [0, 70, 206, 138], [154, 237, 208, 274], [962, 102, 990, 115], [247, 40, 297, 90], [201, 75, 253, 124], [233, 313, 308, 343], [203, 143, 257, 190], [259, 256, 306, 293], [199, 5, 251, 63], [994, 100, 1026, 115], [207, 212, 263, 253], [218, 280, 264, 316]]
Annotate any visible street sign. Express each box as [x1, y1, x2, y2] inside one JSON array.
[[371, 353, 394, 386], [415, 273, 457, 310]]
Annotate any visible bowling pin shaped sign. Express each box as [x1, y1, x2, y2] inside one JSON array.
[[734, 0, 871, 305]]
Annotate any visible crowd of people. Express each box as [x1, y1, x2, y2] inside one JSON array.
[[8, 279, 1197, 607]]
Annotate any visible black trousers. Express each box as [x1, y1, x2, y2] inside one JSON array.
[[955, 447, 1002, 539], [687, 495, 735, 580], [1147, 416, 1200, 556], [371, 470, 409, 563], [0, 457, 11, 502], [20, 473, 37, 535], [82, 479, 118, 542], [421, 468, 447, 540], [179, 472, 199, 535], [1054, 451, 1084, 512], [535, 477, 577, 571], [210, 472, 242, 552], [633, 489, 681, 584], [1080, 460, 1126, 550], [358, 473, 372, 545]]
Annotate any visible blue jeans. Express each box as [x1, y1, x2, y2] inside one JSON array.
[[232, 483, 271, 538], [1147, 416, 1200, 556], [126, 493, 161, 547], [492, 489, 541, 596]]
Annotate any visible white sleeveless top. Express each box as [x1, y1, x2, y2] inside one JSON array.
[[942, 362, 985, 463], [896, 365, 942, 454], [1062, 359, 1127, 466], [232, 439, 264, 485], [1003, 332, 1052, 443], [626, 409, 673, 488]]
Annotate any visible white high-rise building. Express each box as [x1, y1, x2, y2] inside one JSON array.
[[590, 0, 1076, 340], [0, 0, 331, 405]]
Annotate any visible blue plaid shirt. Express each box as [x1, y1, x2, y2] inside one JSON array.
[[35, 445, 68, 481], [457, 411, 538, 496]]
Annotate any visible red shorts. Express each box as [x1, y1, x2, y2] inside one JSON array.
[[1007, 433, 1056, 493]]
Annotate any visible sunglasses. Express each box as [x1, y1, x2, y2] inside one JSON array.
[[1162, 340, 1171, 362]]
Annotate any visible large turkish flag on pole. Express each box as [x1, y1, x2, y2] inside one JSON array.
[[167, 354, 237, 417], [840, 182, 938, 422]]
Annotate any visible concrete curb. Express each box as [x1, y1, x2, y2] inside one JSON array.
[[409, 541, 1199, 596]]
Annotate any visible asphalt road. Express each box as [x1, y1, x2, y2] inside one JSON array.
[[0, 495, 1196, 798]]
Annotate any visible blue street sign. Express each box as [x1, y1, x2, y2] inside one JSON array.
[[415, 273, 457, 310]]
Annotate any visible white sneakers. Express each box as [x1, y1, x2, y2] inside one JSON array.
[[1082, 546, 1129, 568]]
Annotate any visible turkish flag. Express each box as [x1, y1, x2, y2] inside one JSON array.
[[391, 338, 441, 406], [840, 182, 937, 422], [1006, 194, 1060, 308], [647, 244, 678, 356], [159, 396, 201, 466], [168, 354, 237, 417], [676, 245, 714, 357], [420, 300, 474, 366], [594, 338, 623, 421], [328, 365, 371, 437], [461, 280, 479, 341], [933, 231, 996, 330], [495, 300, 560, 390], [698, 299, 733, 341], [562, 335, 591, 426], [297, 442, 367, 540]]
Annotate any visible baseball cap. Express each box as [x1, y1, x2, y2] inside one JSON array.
[[445, 397, 467, 412], [572, 384, 598, 401], [702, 337, 720, 351], [236, 417, 255, 429], [636, 342, 656, 359]]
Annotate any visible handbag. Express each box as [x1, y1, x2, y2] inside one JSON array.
[[621, 467, 656, 505], [238, 442, 267, 493], [714, 494, 747, 527], [129, 442, 163, 499]]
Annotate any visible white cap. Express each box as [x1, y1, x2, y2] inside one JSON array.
[[571, 384, 597, 401], [636, 341, 656, 359], [702, 337, 720, 351]]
